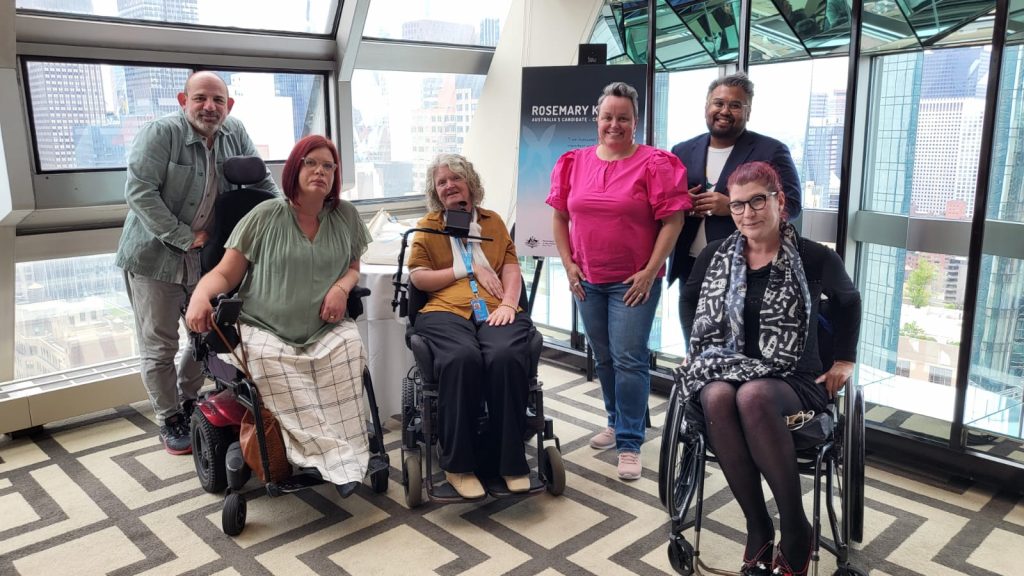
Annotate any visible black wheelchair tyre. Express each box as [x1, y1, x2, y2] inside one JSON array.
[[542, 445, 566, 496], [403, 451, 423, 508], [401, 375, 419, 450], [663, 398, 701, 523], [658, 384, 682, 507], [370, 467, 389, 494], [848, 387, 866, 543], [191, 410, 233, 494], [222, 492, 246, 536], [667, 537, 695, 576]]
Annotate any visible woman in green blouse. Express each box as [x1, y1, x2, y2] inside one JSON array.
[[186, 135, 372, 494]]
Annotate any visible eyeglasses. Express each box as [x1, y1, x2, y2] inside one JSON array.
[[301, 157, 337, 172], [708, 98, 750, 113], [728, 191, 777, 215]]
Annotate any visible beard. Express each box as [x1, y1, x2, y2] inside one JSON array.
[[186, 110, 224, 137]]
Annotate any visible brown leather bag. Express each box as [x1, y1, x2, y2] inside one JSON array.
[[210, 316, 291, 484], [239, 406, 291, 484]]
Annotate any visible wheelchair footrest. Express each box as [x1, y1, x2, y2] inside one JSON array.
[[274, 471, 326, 493], [367, 455, 389, 475], [484, 474, 545, 498]]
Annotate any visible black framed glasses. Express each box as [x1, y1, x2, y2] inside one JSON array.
[[301, 157, 337, 172], [728, 191, 777, 215]]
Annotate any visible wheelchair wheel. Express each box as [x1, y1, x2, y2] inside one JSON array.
[[542, 445, 566, 496], [191, 409, 233, 494], [403, 452, 423, 508], [658, 384, 682, 507], [667, 536, 695, 576], [664, 399, 701, 523], [222, 492, 246, 536], [846, 386, 866, 544], [401, 375, 418, 450], [370, 466, 389, 494]]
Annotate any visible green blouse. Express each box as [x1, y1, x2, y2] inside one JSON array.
[[225, 197, 371, 347]]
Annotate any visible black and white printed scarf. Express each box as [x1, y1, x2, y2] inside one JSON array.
[[685, 224, 811, 392]]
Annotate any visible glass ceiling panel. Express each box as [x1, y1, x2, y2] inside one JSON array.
[[896, 0, 997, 44], [616, 0, 718, 71], [862, 0, 927, 53], [1007, 0, 1024, 44], [15, 0, 338, 35], [747, 0, 811, 63], [934, 9, 994, 46], [666, 0, 742, 63], [763, 0, 853, 56], [362, 0, 512, 47]]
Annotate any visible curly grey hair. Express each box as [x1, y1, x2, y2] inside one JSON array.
[[597, 81, 639, 119], [707, 71, 754, 100], [423, 153, 485, 213]]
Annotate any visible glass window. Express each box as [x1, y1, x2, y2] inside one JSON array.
[[858, 246, 964, 425], [363, 0, 511, 47], [24, 60, 326, 171], [16, 0, 336, 35], [863, 47, 990, 221], [664, 67, 721, 150], [15, 254, 138, 379], [349, 70, 484, 200], [748, 57, 849, 210]]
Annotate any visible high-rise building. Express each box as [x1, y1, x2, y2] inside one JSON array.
[[480, 17, 501, 46], [26, 61, 108, 170], [802, 89, 845, 209], [275, 74, 318, 141]]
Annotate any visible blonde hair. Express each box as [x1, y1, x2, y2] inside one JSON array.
[[423, 153, 485, 212]]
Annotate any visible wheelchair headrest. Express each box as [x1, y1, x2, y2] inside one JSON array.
[[224, 156, 268, 187]]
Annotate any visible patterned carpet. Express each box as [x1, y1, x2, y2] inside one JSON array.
[[1, 361, 1022, 576]]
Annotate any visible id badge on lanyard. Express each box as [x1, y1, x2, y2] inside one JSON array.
[[459, 241, 489, 322]]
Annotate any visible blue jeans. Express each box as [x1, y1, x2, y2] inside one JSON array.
[[576, 279, 661, 453]]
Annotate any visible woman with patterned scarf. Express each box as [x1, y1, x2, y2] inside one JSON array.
[[680, 161, 861, 576]]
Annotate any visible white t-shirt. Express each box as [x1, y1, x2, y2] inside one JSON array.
[[689, 145, 733, 257]]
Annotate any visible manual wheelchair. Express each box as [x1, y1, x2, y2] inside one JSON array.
[[658, 312, 866, 576], [185, 155, 389, 536], [391, 257, 566, 507]]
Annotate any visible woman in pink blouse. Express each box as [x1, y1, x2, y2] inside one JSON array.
[[547, 82, 690, 480]]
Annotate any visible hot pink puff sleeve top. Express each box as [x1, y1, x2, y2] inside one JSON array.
[[546, 145, 690, 284]]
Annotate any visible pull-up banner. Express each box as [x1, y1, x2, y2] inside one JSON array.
[[515, 64, 647, 257]]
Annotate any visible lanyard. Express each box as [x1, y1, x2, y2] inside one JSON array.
[[457, 241, 481, 298]]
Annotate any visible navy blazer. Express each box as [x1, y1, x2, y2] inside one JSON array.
[[667, 129, 802, 285]]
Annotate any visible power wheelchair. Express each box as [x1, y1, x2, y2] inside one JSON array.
[[658, 306, 866, 576], [185, 156, 389, 536], [390, 229, 566, 508]]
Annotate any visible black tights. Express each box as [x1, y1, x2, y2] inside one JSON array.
[[700, 379, 812, 567]]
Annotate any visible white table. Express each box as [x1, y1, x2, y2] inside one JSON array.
[[356, 263, 413, 419]]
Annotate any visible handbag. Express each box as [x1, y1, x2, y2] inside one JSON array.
[[211, 317, 291, 484]]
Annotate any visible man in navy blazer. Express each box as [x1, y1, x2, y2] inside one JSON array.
[[667, 72, 802, 300]]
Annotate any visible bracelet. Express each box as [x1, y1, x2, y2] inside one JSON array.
[[332, 283, 349, 296], [499, 303, 517, 312]]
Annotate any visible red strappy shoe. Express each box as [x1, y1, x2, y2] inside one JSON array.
[[771, 538, 812, 576], [741, 541, 773, 576]]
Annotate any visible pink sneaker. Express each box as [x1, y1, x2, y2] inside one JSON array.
[[589, 426, 615, 450], [617, 451, 642, 480]]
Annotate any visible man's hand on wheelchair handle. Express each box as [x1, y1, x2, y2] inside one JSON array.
[[815, 360, 854, 398]]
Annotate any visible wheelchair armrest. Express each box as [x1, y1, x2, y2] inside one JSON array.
[[407, 332, 438, 391], [347, 286, 371, 321], [528, 327, 542, 379]]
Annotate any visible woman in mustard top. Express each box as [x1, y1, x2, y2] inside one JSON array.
[[407, 153, 532, 500]]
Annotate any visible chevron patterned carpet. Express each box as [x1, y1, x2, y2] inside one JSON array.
[[1, 361, 1022, 576]]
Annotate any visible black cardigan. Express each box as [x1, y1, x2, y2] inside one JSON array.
[[681, 236, 861, 377]]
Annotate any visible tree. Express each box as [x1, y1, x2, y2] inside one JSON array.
[[905, 259, 937, 308]]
